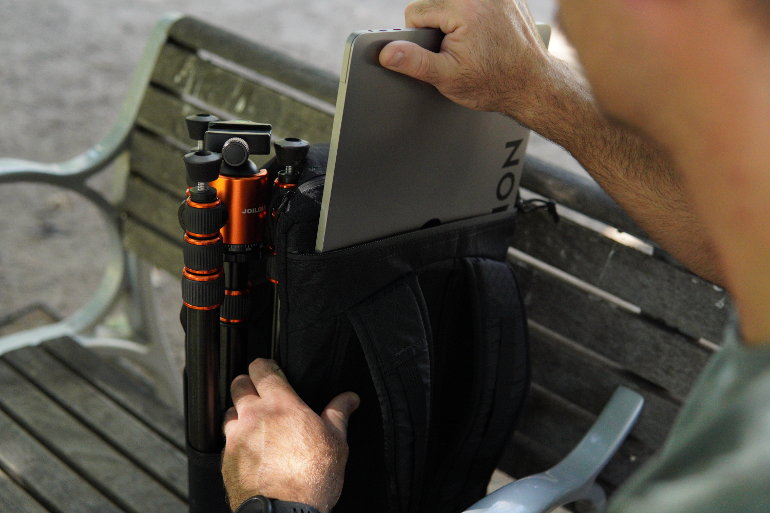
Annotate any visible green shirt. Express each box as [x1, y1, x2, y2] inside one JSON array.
[[608, 319, 770, 513]]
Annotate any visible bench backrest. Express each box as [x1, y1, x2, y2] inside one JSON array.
[[121, 15, 730, 493]]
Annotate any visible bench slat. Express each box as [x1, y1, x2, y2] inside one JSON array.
[[501, 385, 649, 491], [130, 130, 187, 197], [151, 43, 334, 143], [527, 321, 681, 449], [137, 87, 201, 147], [135, 84, 332, 167], [167, 16, 339, 106], [0, 468, 48, 513], [125, 174, 184, 243], [0, 396, 123, 513], [0, 357, 186, 513], [521, 157, 645, 240], [515, 262, 711, 399], [42, 338, 185, 447], [124, 216, 184, 276], [4, 346, 187, 499], [512, 210, 730, 342]]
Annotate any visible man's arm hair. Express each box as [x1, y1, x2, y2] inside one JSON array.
[[511, 59, 723, 284]]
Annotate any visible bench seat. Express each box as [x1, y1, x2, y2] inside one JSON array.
[[0, 338, 187, 513]]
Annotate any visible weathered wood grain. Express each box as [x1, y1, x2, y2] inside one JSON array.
[[514, 262, 711, 399], [167, 16, 339, 105], [527, 321, 682, 449], [123, 216, 184, 277], [42, 338, 185, 447], [0, 403, 122, 513], [124, 174, 184, 242], [151, 43, 334, 144], [0, 467, 48, 513], [4, 346, 187, 499], [129, 130, 188, 196], [135, 82, 332, 158], [136, 87, 198, 148], [511, 209, 730, 342], [0, 357, 186, 513]]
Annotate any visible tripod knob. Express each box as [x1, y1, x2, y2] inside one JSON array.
[[222, 137, 250, 167], [274, 138, 309, 186], [184, 150, 222, 184], [274, 138, 309, 167], [186, 113, 219, 142]]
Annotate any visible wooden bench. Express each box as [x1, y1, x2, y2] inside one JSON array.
[[0, 13, 730, 512]]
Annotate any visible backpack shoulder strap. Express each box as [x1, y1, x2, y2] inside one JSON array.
[[429, 257, 530, 512], [347, 273, 432, 513], [463, 257, 530, 471]]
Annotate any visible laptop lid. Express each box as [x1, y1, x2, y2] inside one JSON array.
[[316, 27, 550, 252]]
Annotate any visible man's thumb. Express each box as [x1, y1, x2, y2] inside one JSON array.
[[321, 391, 360, 437], [379, 41, 442, 85]]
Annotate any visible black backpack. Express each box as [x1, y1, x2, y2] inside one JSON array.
[[256, 144, 530, 513]]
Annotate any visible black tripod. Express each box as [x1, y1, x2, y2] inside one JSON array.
[[180, 114, 273, 513], [179, 112, 312, 512]]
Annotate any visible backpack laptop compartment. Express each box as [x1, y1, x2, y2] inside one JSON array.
[[261, 145, 530, 513]]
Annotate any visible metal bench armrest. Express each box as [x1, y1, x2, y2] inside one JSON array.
[[0, 15, 186, 406], [465, 387, 644, 513]]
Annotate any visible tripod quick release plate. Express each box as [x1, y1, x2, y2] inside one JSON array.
[[204, 121, 272, 156]]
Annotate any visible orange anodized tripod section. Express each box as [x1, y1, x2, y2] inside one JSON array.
[[211, 170, 268, 248]]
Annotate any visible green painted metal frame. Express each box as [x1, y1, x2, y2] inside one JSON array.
[[0, 13, 184, 392], [466, 387, 644, 513]]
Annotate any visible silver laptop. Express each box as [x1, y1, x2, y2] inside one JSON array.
[[316, 27, 550, 252]]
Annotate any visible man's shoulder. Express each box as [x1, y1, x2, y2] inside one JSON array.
[[608, 330, 770, 513]]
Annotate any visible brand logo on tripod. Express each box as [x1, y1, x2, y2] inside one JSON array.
[[242, 206, 265, 215]]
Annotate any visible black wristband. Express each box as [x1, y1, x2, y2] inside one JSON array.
[[235, 495, 322, 513]]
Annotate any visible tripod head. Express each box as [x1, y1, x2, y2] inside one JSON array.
[[183, 114, 273, 253], [185, 115, 272, 171], [204, 120, 272, 161]]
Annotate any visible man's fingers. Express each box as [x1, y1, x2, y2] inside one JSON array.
[[231, 373, 259, 408], [379, 41, 446, 86], [248, 358, 298, 399], [321, 391, 360, 438], [222, 406, 238, 438], [404, 0, 451, 30]]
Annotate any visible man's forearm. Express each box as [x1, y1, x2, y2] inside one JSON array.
[[510, 58, 723, 284]]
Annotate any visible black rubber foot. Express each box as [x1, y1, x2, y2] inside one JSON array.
[[187, 445, 230, 513]]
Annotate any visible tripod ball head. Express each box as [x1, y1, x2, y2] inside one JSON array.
[[222, 137, 250, 167], [186, 114, 220, 142]]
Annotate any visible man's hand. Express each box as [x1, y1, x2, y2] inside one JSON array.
[[379, 0, 552, 118], [221, 359, 359, 513]]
